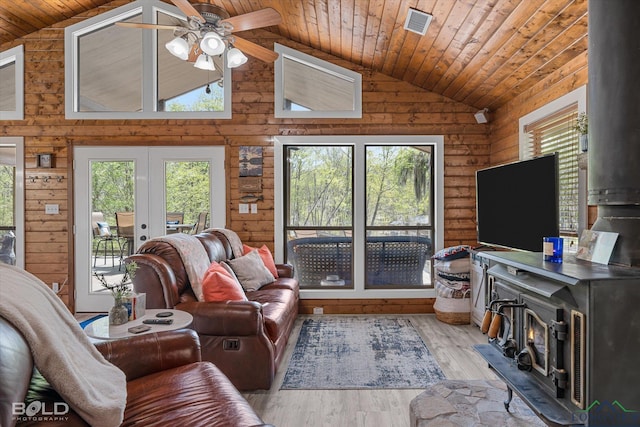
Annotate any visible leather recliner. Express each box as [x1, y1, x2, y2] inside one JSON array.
[[128, 229, 299, 390], [0, 316, 272, 427]]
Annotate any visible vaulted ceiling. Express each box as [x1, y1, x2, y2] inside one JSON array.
[[0, 0, 588, 111]]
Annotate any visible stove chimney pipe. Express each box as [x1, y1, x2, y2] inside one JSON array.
[[588, 0, 640, 266]]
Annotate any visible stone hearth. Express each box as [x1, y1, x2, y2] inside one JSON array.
[[410, 380, 545, 426]]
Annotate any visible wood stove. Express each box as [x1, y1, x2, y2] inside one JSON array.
[[474, 251, 640, 426]]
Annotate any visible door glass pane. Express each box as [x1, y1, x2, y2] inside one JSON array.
[[0, 153, 16, 265], [165, 161, 210, 234], [365, 146, 434, 288], [90, 160, 134, 292], [78, 14, 143, 112], [285, 146, 353, 288]]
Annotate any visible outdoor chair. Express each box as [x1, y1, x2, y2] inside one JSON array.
[[115, 211, 135, 259], [166, 212, 184, 234], [287, 236, 433, 287], [0, 231, 16, 265], [91, 212, 121, 268], [191, 211, 208, 234]]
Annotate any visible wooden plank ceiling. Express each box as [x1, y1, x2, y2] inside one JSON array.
[[0, 0, 588, 110]]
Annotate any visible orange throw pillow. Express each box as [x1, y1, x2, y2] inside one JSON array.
[[242, 244, 279, 278], [202, 261, 248, 302]]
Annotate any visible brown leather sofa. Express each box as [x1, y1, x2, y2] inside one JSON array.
[[0, 317, 271, 427], [128, 229, 299, 390]]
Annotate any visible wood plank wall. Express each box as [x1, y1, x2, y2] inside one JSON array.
[[2, 0, 490, 312], [489, 51, 596, 225]]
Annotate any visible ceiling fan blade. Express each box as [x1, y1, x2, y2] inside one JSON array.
[[171, 0, 206, 24], [115, 22, 180, 30], [233, 37, 279, 63], [222, 8, 282, 32]]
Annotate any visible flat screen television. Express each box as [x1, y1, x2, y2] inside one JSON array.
[[476, 153, 559, 252]]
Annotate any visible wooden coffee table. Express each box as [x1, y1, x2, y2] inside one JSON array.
[[84, 309, 193, 340]]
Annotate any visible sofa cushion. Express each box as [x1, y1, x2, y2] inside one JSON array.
[[247, 288, 297, 343], [243, 244, 279, 278], [226, 250, 275, 292], [125, 362, 265, 426], [202, 262, 248, 302]]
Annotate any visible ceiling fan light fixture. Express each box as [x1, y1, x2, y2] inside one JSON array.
[[227, 47, 248, 68], [200, 32, 225, 56], [165, 36, 190, 60], [194, 53, 216, 71]]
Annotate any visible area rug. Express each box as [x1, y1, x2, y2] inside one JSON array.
[[281, 316, 445, 389]]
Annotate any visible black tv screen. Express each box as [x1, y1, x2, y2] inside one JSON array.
[[476, 154, 559, 252]]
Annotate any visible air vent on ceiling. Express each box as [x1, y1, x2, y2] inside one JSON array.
[[404, 8, 433, 36]]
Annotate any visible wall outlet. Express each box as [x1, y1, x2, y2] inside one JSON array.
[[313, 307, 324, 315], [52, 282, 60, 293], [45, 204, 59, 214]]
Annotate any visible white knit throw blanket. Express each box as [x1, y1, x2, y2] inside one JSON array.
[[154, 233, 211, 301], [207, 228, 244, 258], [0, 265, 126, 427]]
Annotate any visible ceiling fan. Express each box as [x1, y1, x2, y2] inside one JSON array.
[[116, 0, 281, 70]]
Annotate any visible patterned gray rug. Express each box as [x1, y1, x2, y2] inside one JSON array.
[[281, 316, 446, 389]]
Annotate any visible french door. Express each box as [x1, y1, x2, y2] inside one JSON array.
[[74, 146, 225, 312]]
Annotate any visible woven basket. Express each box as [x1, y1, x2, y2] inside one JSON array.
[[434, 295, 471, 325]]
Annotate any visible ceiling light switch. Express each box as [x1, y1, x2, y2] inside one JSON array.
[[250, 203, 258, 214], [239, 203, 249, 214]]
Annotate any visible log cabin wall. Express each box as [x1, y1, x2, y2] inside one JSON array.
[[489, 51, 588, 165], [489, 51, 596, 225], [0, 1, 490, 312]]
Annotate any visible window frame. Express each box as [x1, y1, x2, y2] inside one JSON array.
[[274, 43, 362, 119], [0, 45, 24, 121], [274, 135, 444, 300], [64, 0, 232, 119], [518, 85, 587, 242]]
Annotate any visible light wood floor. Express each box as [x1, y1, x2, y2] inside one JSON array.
[[242, 314, 496, 427]]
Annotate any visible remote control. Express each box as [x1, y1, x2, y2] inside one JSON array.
[[156, 311, 174, 318], [142, 318, 173, 325], [128, 325, 151, 334]]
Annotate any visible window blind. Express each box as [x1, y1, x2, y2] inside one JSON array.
[[524, 104, 579, 235]]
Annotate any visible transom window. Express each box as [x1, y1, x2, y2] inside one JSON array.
[[0, 45, 24, 120], [274, 44, 362, 118], [64, 0, 230, 119]]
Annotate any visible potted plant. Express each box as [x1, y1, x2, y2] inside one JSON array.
[[574, 112, 588, 152], [94, 261, 137, 325]]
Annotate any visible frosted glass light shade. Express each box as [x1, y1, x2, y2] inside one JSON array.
[[165, 37, 189, 60], [227, 48, 248, 68], [194, 54, 215, 71], [200, 32, 225, 56]]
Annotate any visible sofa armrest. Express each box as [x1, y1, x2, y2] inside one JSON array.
[[127, 253, 180, 308], [276, 263, 294, 278], [176, 300, 265, 336], [95, 329, 201, 381]]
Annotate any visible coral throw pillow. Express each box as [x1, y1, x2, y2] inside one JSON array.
[[243, 244, 279, 278], [202, 261, 248, 302]]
